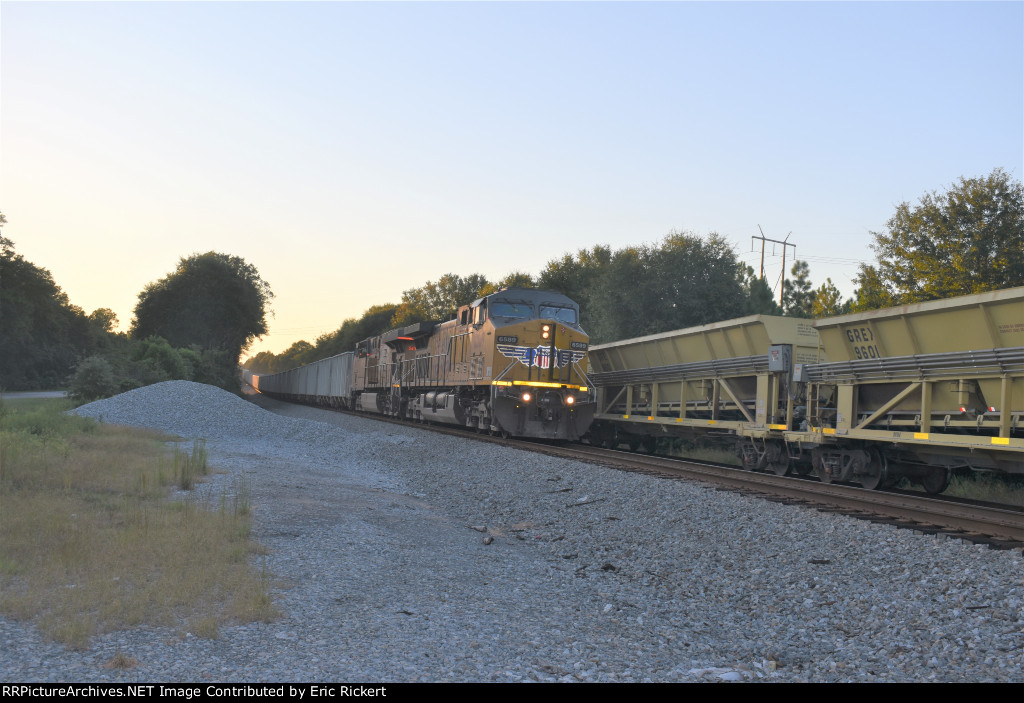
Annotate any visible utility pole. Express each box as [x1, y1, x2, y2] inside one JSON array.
[[751, 227, 796, 308]]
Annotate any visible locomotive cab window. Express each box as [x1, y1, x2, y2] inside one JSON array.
[[471, 299, 487, 325], [539, 305, 578, 325], [489, 302, 534, 320]]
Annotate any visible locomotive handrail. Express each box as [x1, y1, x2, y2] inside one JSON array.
[[493, 359, 517, 383], [572, 361, 596, 400]]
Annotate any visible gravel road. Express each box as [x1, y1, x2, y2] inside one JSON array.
[[3, 380, 1022, 682]]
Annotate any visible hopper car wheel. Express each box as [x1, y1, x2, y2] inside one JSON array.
[[857, 449, 888, 490], [818, 464, 835, 485], [812, 449, 834, 484], [763, 441, 789, 476], [921, 468, 952, 495]]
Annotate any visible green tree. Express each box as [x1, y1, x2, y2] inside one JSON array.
[[484, 270, 535, 293], [538, 245, 613, 333], [584, 232, 747, 343], [130, 336, 193, 381], [867, 168, 1024, 303], [244, 303, 400, 374], [811, 278, 848, 318], [69, 356, 119, 402], [0, 217, 104, 389], [131, 252, 273, 377], [88, 308, 119, 334], [316, 304, 399, 358], [849, 264, 895, 312], [276, 340, 316, 369], [739, 264, 782, 315], [390, 273, 490, 327], [782, 260, 814, 318], [649, 231, 747, 330], [586, 245, 649, 342]]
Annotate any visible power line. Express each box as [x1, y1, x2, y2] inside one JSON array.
[[752, 226, 796, 307]]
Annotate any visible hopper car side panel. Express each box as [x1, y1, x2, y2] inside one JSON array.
[[788, 287, 1024, 491], [588, 287, 1024, 493]]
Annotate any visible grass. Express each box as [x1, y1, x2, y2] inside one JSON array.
[[943, 472, 1024, 507], [0, 397, 278, 649]]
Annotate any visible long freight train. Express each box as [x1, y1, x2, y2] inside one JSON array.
[[246, 286, 1023, 494], [248, 288, 595, 440], [587, 286, 1024, 493]]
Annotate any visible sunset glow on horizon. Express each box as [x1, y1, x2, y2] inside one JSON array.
[[2, 1, 1020, 357]]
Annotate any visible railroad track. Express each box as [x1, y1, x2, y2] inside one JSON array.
[[515, 441, 1024, 548], [255, 394, 1024, 548]]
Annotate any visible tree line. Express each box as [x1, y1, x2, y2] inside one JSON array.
[[0, 227, 273, 397], [2, 168, 1019, 394], [245, 168, 1024, 375]]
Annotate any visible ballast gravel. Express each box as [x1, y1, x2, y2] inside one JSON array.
[[3, 379, 1022, 682]]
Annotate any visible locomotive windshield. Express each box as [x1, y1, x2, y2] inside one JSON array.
[[539, 305, 577, 324], [490, 302, 533, 319], [484, 288, 583, 330]]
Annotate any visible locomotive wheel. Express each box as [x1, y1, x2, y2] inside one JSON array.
[[641, 437, 657, 454], [628, 438, 641, 452], [818, 465, 835, 484], [921, 468, 952, 495]]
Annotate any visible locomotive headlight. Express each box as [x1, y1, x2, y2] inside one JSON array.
[[521, 392, 532, 402], [565, 395, 575, 405], [541, 324, 551, 339]]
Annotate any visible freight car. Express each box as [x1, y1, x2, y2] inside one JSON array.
[[248, 288, 595, 440], [587, 287, 1024, 493]]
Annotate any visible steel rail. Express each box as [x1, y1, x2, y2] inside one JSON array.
[[522, 443, 1024, 544], [250, 392, 1024, 546]]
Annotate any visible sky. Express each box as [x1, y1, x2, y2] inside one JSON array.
[[2, 1, 1021, 357]]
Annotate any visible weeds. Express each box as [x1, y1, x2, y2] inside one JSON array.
[[104, 651, 141, 670], [944, 472, 1024, 507], [174, 439, 209, 490], [0, 398, 278, 648]]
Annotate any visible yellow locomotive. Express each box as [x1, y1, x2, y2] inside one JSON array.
[[349, 287, 594, 439]]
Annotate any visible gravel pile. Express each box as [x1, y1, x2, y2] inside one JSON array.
[[3, 381, 1021, 682], [73, 380, 335, 443]]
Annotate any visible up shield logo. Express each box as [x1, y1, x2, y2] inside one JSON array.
[[497, 344, 586, 369]]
